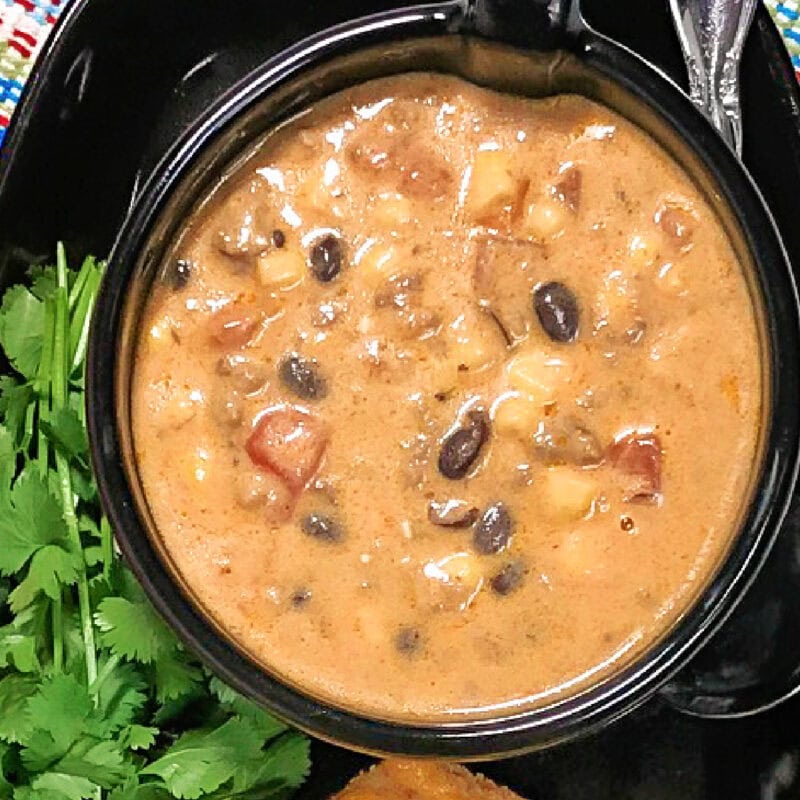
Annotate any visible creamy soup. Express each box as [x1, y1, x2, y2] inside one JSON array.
[[132, 74, 762, 721]]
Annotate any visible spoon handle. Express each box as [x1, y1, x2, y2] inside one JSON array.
[[668, 0, 757, 156]]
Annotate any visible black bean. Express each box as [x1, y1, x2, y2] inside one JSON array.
[[290, 587, 312, 608], [438, 410, 490, 480], [428, 500, 480, 528], [473, 502, 513, 555], [490, 561, 525, 596], [272, 229, 286, 249], [164, 258, 193, 290], [533, 281, 579, 343], [309, 235, 343, 282], [395, 626, 423, 656], [300, 513, 343, 543], [279, 354, 327, 400]]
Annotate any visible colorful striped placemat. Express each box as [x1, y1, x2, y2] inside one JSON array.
[[766, 0, 800, 77], [1, 1, 799, 149]]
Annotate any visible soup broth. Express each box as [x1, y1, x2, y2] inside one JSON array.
[[132, 74, 762, 721]]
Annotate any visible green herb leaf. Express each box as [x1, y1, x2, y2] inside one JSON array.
[[0, 742, 13, 799], [0, 426, 15, 495], [141, 717, 265, 799], [0, 381, 33, 452], [108, 779, 171, 800], [153, 653, 203, 704], [0, 601, 45, 674], [52, 739, 134, 787], [0, 471, 70, 576], [27, 264, 58, 301], [0, 248, 311, 799], [224, 733, 311, 799], [28, 772, 100, 800], [0, 675, 38, 744], [8, 544, 80, 613], [208, 678, 287, 741], [0, 286, 43, 379], [40, 407, 89, 464], [94, 661, 148, 736], [94, 597, 176, 664], [122, 726, 159, 752], [23, 675, 93, 756]]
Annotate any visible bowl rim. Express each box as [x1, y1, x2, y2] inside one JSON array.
[[86, 6, 800, 759]]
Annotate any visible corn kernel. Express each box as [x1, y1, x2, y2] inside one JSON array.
[[506, 350, 570, 402], [256, 249, 306, 291], [522, 198, 566, 240], [627, 232, 659, 269], [466, 149, 517, 220], [541, 467, 597, 521], [356, 241, 398, 286], [493, 392, 540, 438], [372, 192, 413, 229]]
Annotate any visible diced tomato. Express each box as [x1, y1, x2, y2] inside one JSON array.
[[553, 165, 582, 211], [607, 432, 662, 503], [245, 405, 328, 492], [208, 306, 261, 348]]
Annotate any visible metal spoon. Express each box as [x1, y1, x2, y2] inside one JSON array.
[[669, 0, 757, 156]]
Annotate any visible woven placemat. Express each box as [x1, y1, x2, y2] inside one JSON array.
[[1, 1, 799, 148]]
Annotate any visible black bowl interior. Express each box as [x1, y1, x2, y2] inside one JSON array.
[[88, 30, 800, 758]]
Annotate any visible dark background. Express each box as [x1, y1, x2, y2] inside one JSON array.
[[1, 0, 800, 797]]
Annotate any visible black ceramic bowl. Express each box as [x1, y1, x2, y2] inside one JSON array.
[[87, 0, 800, 759]]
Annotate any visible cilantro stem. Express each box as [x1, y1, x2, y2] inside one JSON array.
[[54, 244, 98, 687], [69, 261, 100, 374], [67, 255, 90, 312], [35, 299, 64, 672], [89, 652, 121, 696], [35, 298, 55, 479], [100, 516, 113, 583]]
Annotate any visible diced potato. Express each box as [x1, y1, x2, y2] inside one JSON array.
[[256, 249, 306, 291], [447, 312, 505, 374], [466, 149, 517, 221], [540, 467, 597, 521], [492, 392, 540, 438], [521, 198, 566, 240], [146, 379, 203, 429], [372, 192, 413, 229], [429, 552, 484, 586], [356, 241, 398, 286], [557, 528, 608, 577], [506, 350, 570, 403], [421, 552, 484, 611], [298, 165, 330, 212], [627, 232, 659, 269]]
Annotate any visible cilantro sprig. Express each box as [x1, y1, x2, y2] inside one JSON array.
[[0, 246, 310, 800]]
